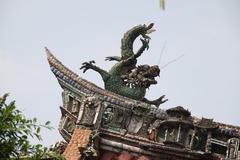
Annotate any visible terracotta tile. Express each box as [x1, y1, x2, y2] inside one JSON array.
[[63, 128, 92, 160]]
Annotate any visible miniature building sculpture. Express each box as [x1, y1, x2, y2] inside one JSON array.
[[46, 23, 240, 160]]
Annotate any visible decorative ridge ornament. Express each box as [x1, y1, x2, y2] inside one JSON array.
[[80, 23, 167, 106], [45, 47, 157, 110]]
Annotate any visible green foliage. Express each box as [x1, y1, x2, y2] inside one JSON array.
[[0, 93, 65, 160]]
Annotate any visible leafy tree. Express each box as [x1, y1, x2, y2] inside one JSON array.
[[0, 93, 65, 159]]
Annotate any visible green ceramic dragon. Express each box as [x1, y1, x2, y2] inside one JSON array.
[[80, 23, 167, 106]]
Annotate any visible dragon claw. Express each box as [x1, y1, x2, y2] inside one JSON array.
[[105, 57, 111, 61], [105, 57, 115, 61], [80, 60, 95, 73], [152, 95, 168, 106], [140, 38, 150, 50], [142, 34, 151, 40], [105, 56, 121, 62], [158, 95, 168, 103]]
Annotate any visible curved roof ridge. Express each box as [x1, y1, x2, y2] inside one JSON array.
[[45, 47, 155, 110]]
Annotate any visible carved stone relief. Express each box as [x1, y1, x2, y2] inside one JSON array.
[[64, 118, 75, 133], [101, 102, 131, 131], [102, 106, 114, 125], [226, 138, 239, 159], [127, 115, 144, 133], [71, 100, 80, 114], [77, 96, 101, 127]]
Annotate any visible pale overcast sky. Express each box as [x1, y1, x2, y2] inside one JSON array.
[[0, 0, 240, 147]]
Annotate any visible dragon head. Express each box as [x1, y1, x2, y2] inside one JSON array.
[[141, 23, 156, 39], [121, 64, 160, 89]]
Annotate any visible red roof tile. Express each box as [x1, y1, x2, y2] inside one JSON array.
[[63, 128, 92, 160]]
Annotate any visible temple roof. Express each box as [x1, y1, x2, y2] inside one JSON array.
[[46, 48, 240, 160], [46, 48, 240, 138]]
